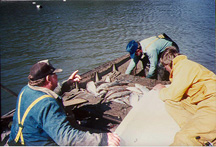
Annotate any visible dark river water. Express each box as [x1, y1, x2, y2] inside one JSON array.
[[0, 0, 215, 115]]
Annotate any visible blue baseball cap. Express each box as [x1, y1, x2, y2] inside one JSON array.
[[126, 40, 138, 59]]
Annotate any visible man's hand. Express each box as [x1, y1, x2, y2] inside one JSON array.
[[67, 70, 81, 84], [153, 84, 166, 91], [107, 133, 120, 146]]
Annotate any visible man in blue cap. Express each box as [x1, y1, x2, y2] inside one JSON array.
[[125, 33, 179, 80]]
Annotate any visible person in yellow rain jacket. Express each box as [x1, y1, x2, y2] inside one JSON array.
[[153, 46, 216, 146]]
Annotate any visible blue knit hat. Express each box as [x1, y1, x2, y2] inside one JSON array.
[[126, 40, 138, 59]]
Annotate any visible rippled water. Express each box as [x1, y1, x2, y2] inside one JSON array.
[[0, 0, 215, 115]]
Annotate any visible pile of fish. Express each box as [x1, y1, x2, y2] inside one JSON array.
[[86, 79, 149, 107]]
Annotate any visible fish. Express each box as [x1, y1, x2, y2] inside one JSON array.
[[98, 89, 108, 98], [106, 91, 132, 101], [111, 95, 130, 106], [106, 85, 128, 91], [126, 87, 143, 94], [111, 99, 125, 105], [105, 86, 129, 99], [96, 80, 128, 93], [128, 92, 139, 107], [86, 81, 99, 96], [120, 95, 131, 106], [135, 83, 149, 94]]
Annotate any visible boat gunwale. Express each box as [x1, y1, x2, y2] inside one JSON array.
[[1, 54, 130, 118]]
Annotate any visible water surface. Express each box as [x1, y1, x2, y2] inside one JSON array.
[[1, 0, 215, 115]]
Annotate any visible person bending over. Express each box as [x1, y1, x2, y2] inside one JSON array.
[[125, 33, 179, 80]]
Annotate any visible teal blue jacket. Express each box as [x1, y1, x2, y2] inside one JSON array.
[[9, 85, 107, 146], [125, 36, 173, 78]]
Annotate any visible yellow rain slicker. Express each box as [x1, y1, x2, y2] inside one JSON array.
[[160, 55, 216, 146]]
